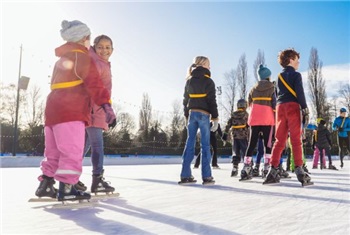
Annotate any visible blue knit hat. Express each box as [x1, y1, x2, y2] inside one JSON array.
[[60, 20, 91, 42], [258, 64, 271, 80], [340, 107, 347, 113]]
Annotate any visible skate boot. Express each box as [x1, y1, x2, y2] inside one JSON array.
[[239, 164, 252, 181], [74, 180, 87, 192], [202, 176, 215, 185], [57, 182, 91, 202], [279, 164, 290, 179], [262, 166, 280, 184], [328, 164, 338, 170], [178, 176, 197, 185], [231, 164, 239, 177], [252, 164, 260, 177], [35, 175, 57, 198], [91, 173, 115, 194], [261, 163, 270, 179], [295, 166, 313, 187], [303, 164, 310, 174]]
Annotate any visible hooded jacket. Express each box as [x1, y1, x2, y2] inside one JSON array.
[[45, 42, 110, 126], [332, 116, 350, 138], [183, 66, 218, 120], [247, 80, 276, 126], [87, 48, 112, 130], [314, 123, 331, 149]]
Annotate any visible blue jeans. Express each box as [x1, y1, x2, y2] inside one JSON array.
[[181, 111, 212, 179], [84, 127, 104, 175]]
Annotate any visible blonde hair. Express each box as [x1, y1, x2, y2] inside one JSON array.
[[186, 56, 210, 79]]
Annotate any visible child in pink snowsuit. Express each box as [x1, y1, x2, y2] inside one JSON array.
[[35, 20, 116, 202]]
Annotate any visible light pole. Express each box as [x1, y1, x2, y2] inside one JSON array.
[[12, 45, 30, 156]]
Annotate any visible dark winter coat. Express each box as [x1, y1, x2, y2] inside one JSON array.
[[276, 66, 307, 110], [183, 66, 218, 120], [314, 124, 332, 149], [224, 109, 249, 140]]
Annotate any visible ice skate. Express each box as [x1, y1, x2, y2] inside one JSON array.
[[261, 163, 270, 179], [74, 180, 87, 192], [212, 164, 220, 169], [328, 164, 338, 170], [262, 166, 280, 185], [57, 182, 91, 202], [202, 176, 215, 185], [252, 163, 260, 177], [239, 164, 252, 181], [303, 164, 310, 174], [178, 176, 197, 185], [35, 175, 57, 199], [295, 166, 314, 187], [91, 173, 115, 194], [231, 164, 239, 177], [279, 164, 291, 179]]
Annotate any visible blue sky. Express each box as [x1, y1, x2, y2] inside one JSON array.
[[1, 1, 349, 124]]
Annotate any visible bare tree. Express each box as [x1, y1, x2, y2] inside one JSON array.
[[24, 84, 44, 128], [307, 47, 327, 118], [0, 83, 19, 125], [168, 99, 184, 148], [338, 84, 350, 113], [138, 93, 152, 140], [236, 54, 248, 99], [222, 69, 237, 121], [253, 49, 265, 82]]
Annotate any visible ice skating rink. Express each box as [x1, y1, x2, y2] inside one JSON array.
[[1, 157, 350, 235]]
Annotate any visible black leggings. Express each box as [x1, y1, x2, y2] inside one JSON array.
[[245, 125, 273, 157]]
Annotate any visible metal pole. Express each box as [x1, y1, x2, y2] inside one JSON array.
[[12, 45, 22, 156]]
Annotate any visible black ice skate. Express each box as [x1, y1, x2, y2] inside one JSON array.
[[178, 176, 197, 185], [252, 164, 260, 177], [74, 180, 87, 191], [239, 164, 252, 181], [91, 173, 115, 194], [279, 164, 291, 179], [263, 166, 280, 185], [231, 164, 239, 177], [295, 166, 314, 187], [328, 164, 338, 170], [35, 175, 57, 199], [57, 182, 91, 202], [261, 163, 270, 179], [202, 176, 215, 185]]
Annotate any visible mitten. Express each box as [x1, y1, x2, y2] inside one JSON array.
[[301, 108, 309, 128], [211, 119, 219, 132], [102, 103, 116, 125]]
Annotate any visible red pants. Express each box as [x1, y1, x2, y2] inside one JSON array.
[[271, 102, 303, 167]]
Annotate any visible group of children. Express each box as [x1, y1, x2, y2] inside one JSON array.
[[182, 48, 350, 187]]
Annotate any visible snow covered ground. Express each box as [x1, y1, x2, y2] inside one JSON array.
[[1, 157, 350, 235]]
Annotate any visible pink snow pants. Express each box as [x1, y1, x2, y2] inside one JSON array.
[[312, 147, 326, 167], [40, 121, 85, 185]]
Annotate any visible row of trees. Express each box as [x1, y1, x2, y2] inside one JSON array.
[[1, 47, 349, 156]]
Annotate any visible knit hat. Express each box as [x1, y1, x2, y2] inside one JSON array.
[[258, 64, 271, 80], [340, 107, 347, 113], [60, 20, 91, 42]]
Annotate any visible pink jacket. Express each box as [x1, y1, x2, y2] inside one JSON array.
[[87, 48, 112, 130]]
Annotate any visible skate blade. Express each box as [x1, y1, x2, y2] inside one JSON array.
[[91, 192, 120, 201], [178, 181, 197, 185], [302, 182, 314, 187], [28, 197, 57, 202], [202, 182, 215, 186], [262, 181, 280, 185]]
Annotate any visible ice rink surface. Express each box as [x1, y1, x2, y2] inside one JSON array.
[[1, 157, 350, 235]]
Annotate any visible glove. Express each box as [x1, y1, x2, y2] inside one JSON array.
[[102, 103, 116, 126], [301, 108, 309, 128], [109, 119, 117, 129], [339, 127, 344, 132], [210, 119, 219, 132], [185, 118, 188, 129]]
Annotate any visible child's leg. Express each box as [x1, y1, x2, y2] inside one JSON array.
[[313, 147, 320, 168]]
